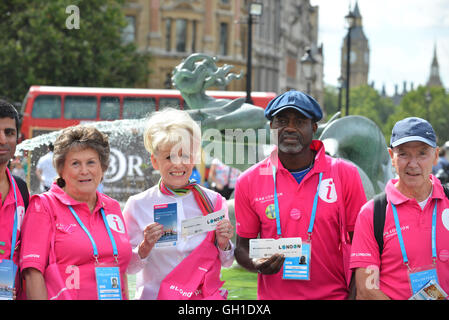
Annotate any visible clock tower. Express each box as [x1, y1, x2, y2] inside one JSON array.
[[426, 43, 443, 88], [340, 1, 370, 89]]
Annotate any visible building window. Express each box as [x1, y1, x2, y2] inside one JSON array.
[[219, 22, 228, 56], [122, 16, 136, 44], [165, 19, 172, 51], [176, 19, 187, 52]]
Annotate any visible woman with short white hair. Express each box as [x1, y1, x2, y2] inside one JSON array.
[[124, 108, 234, 300]]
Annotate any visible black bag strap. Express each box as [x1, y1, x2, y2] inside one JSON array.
[[373, 192, 387, 256], [443, 185, 449, 199], [12, 175, 29, 211]]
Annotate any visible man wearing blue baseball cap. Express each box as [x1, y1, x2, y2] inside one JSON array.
[[351, 117, 449, 299], [234, 90, 367, 300]]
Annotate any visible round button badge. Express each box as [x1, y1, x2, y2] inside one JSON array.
[[290, 208, 301, 220], [439, 249, 449, 262]]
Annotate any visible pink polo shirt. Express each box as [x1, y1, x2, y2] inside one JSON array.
[[235, 140, 367, 299], [0, 169, 26, 266], [350, 176, 449, 299], [20, 184, 132, 300]]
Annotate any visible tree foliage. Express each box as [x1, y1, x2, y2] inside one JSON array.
[[0, 0, 151, 102], [322, 84, 449, 146]]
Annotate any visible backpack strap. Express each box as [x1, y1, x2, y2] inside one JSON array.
[[12, 175, 29, 211], [373, 192, 387, 256], [373, 185, 449, 257], [443, 185, 449, 199]]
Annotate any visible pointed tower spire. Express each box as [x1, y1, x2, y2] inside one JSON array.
[[427, 43, 443, 87]]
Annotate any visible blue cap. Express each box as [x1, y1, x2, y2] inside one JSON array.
[[264, 90, 323, 122], [390, 117, 437, 148]]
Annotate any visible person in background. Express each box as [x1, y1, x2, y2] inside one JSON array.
[[35, 143, 57, 192], [234, 90, 367, 300], [21, 125, 132, 300], [351, 117, 449, 300], [208, 158, 241, 199], [0, 100, 29, 300], [123, 108, 234, 300]]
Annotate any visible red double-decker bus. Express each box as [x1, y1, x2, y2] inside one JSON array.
[[19, 85, 276, 140]]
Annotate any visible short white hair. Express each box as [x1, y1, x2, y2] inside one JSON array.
[[143, 108, 201, 162]]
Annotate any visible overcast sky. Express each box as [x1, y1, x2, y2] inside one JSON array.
[[310, 0, 449, 95]]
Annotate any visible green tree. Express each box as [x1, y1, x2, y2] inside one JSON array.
[[322, 85, 340, 121], [0, 0, 150, 102], [347, 85, 395, 130], [386, 86, 449, 145]]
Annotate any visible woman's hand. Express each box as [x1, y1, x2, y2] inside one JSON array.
[[138, 223, 164, 259], [215, 219, 234, 250]]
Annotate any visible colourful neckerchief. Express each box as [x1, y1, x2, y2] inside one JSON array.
[[158, 179, 214, 216]]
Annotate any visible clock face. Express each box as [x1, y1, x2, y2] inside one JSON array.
[[350, 51, 357, 64]]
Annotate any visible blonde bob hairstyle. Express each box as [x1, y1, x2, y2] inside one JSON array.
[[143, 108, 201, 162]]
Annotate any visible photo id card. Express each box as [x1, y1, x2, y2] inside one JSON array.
[[181, 209, 226, 237], [95, 267, 122, 300], [283, 242, 311, 280], [154, 203, 178, 247], [409, 279, 448, 300], [249, 237, 302, 259], [408, 266, 439, 295], [0, 259, 17, 300]]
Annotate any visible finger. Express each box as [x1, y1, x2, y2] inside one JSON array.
[[256, 254, 285, 274]]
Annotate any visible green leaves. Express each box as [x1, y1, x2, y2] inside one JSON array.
[[0, 0, 150, 102]]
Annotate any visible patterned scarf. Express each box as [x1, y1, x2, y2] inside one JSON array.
[[158, 179, 214, 216]]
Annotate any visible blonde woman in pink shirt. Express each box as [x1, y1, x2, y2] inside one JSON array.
[[21, 125, 132, 300]]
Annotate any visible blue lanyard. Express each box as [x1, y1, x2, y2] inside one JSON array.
[[390, 200, 437, 270], [272, 165, 322, 240], [9, 174, 19, 261], [68, 205, 118, 264]]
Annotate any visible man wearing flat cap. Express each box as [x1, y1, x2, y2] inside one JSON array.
[[234, 90, 366, 300], [351, 117, 449, 299]]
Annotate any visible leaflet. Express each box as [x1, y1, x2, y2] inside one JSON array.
[[154, 203, 178, 247], [0, 259, 17, 300], [181, 209, 226, 237], [249, 237, 302, 259]]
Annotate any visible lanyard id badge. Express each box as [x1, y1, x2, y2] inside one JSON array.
[[283, 242, 312, 280], [95, 266, 122, 300], [0, 172, 20, 299], [408, 266, 438, 295], [272, 165, 322, 281], [390, 201, 440, 296], [68, 206, 122, 300]]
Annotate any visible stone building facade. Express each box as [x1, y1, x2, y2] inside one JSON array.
[[123, 0, 324, 104]]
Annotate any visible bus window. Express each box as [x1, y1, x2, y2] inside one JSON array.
[[31, 95, 61, 119], [123, 97, 156, 119], [159, 97, 181, 110], [64, 96, 97, 119], [100, 96, 120, 120]]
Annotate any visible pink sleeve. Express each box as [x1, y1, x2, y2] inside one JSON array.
[[349, 200, 381, 269], [234, 174, 260, 239], [20, 196, 53, 274], [338, 160, 367, 232]]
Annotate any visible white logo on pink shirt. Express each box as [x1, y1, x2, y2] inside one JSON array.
[[106, 214, 125, 234], [442, 209, 449, 231], [318, 178, 337, 203], [16, 206, 25, 232]]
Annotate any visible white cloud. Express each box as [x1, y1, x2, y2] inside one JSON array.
[[311, 0, 449, 94]]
